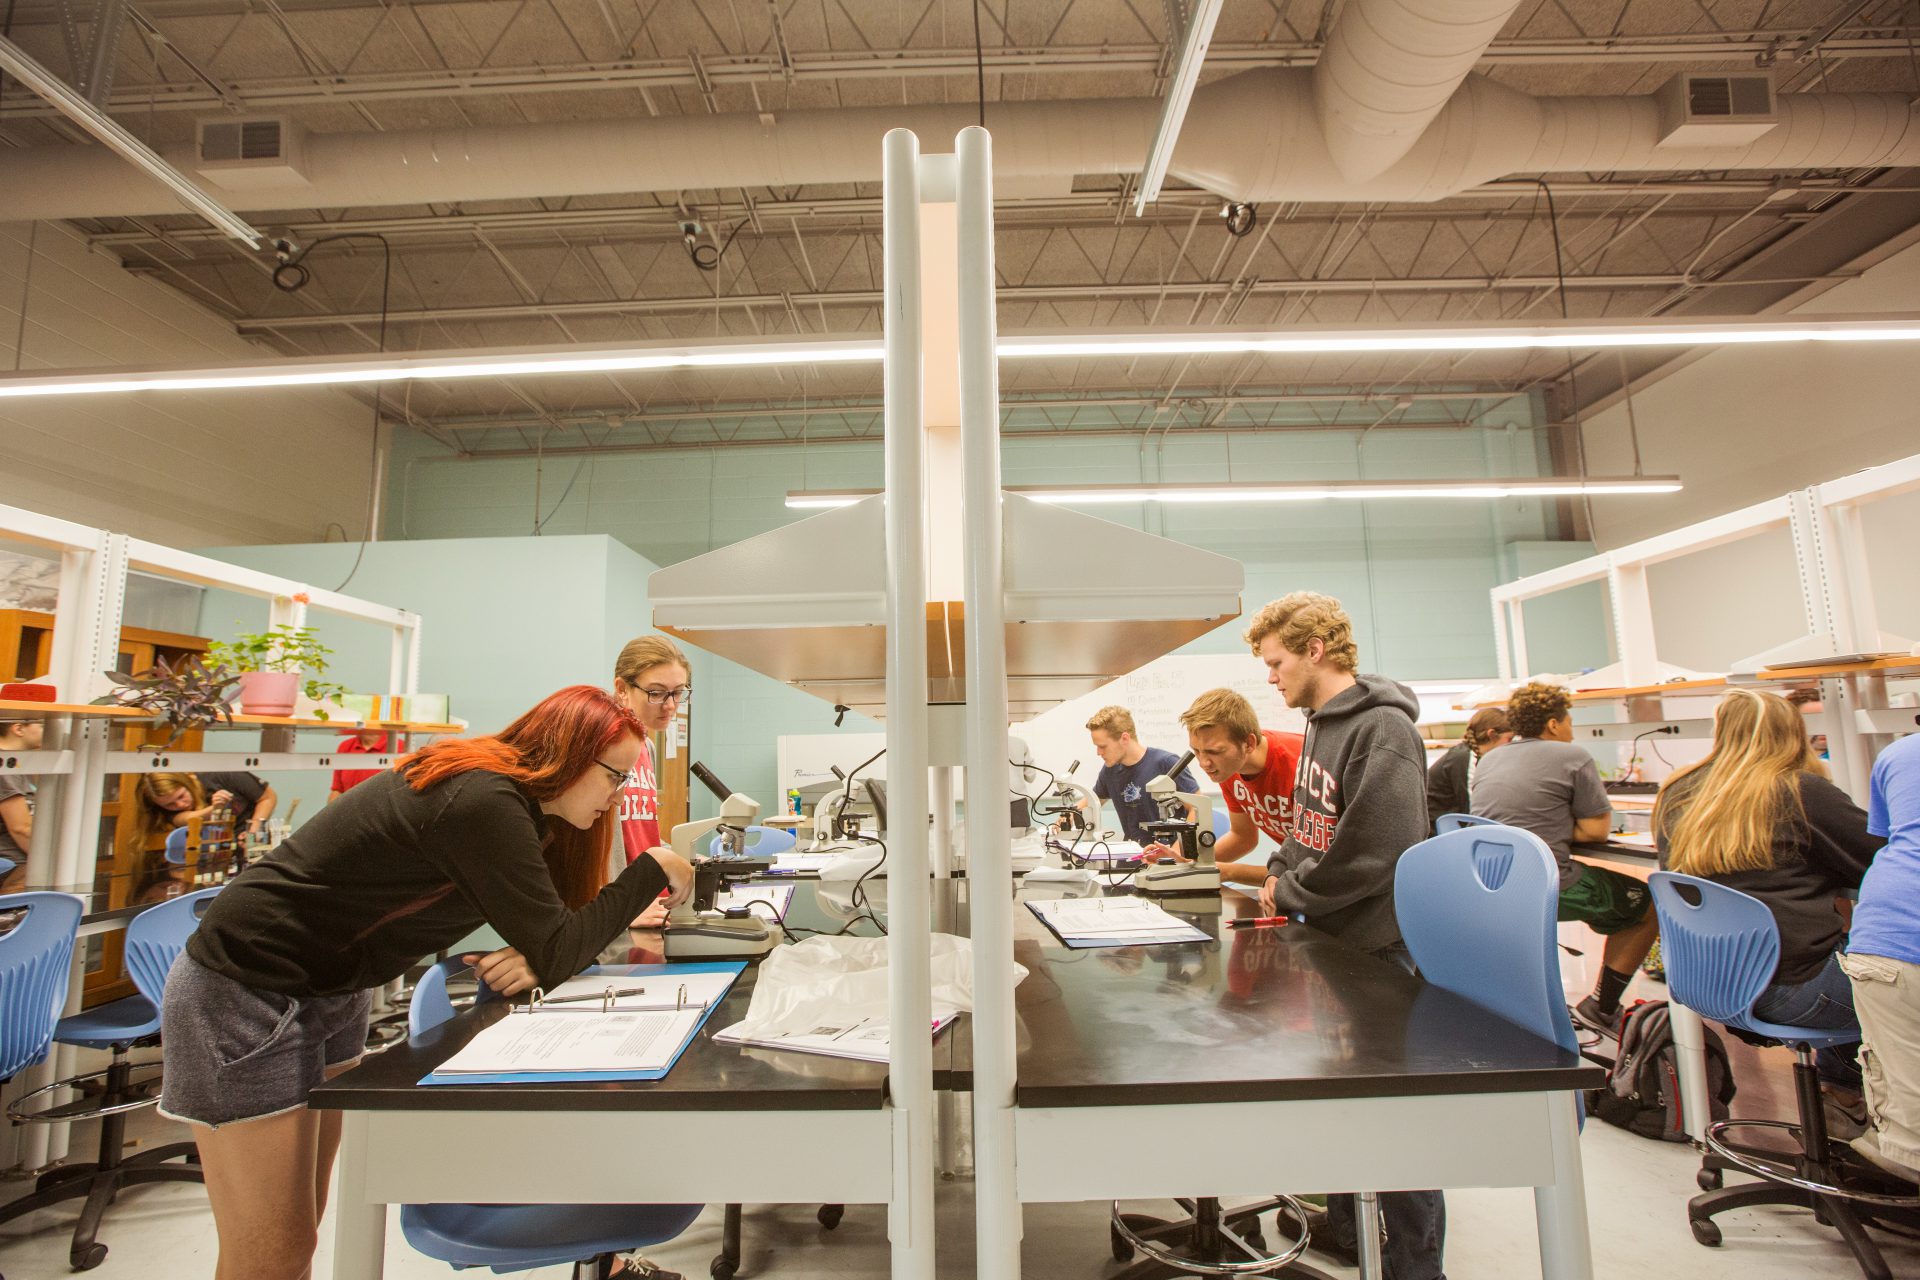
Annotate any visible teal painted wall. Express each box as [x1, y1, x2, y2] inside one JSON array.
[[377, 417, 1565, 819], [198, 535, 661, 826]]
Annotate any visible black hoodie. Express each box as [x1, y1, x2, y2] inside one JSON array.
[[1267, 673, 1429, 954]]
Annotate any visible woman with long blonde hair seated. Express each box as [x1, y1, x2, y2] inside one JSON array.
[[1655, 688, 1883, 1116]]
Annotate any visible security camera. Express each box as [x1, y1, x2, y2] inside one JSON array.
[[270, 234, 301, 262], [677, 220, 702, 247]]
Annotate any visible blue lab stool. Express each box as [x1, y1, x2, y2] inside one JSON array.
[[402, 959, 726, 1279], [0, 888, 219, 1271], [1651, 872, 1920, 1279]]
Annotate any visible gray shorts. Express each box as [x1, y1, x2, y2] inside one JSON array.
[[158, 953, 374, 1129]]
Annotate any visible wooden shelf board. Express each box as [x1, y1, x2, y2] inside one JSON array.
[[0, 699, 150, 718]]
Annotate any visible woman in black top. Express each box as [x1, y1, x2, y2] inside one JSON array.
[[1656, 688, 1882, 1093], [1424, 706, 1511, 833], [159, 685, 693, 1280]]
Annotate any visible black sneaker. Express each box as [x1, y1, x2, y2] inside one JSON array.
[[1571, 996, 1620, 1037]]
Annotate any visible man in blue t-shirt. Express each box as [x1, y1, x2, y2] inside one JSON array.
[[1070, 705, 1199, 845], [1842, 732, 1920, 1183]]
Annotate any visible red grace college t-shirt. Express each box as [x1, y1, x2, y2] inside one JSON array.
[[618, 735, 663, 864], [1221, 729, 1307, 845]]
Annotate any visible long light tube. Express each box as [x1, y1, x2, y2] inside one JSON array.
[[786, 476, 1684, 508], [0, 35, 264, 249], [0, 338, 886, 399], [1135, 0, 1226, 214], [3, 317, 1918, 399]]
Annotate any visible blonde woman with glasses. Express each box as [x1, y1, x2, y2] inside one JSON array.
[[611, 635, 693, 927], [1656, 688, 1884, 1126]]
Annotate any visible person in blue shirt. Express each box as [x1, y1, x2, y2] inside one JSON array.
[[1843, 732, 1920, 1184], [1067, 704, 1199, 846]]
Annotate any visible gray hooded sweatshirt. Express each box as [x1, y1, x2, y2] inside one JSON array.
[[1266, 673, 1429, 955]]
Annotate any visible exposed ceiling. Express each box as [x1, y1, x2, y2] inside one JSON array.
[[4, 0, 1920, 463]]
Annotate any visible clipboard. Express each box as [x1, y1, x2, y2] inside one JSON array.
[[418, 960, 745, 1086], [1025, 898, 1210, 950]]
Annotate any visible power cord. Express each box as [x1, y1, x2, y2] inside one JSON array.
[[270, 232, 393, 593]]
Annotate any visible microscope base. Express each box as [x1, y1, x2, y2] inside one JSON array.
[[1138, 865, 1222, 896], [663, 920, 779, 961]]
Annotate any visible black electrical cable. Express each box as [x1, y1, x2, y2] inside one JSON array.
[[690, 220, 747, 272], [971, 0, 986, 128], [1535, 179, 1597, 538], [271, 233, 393, 593]]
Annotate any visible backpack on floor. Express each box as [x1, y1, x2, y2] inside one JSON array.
[[1585, 999, 1736, 1142]]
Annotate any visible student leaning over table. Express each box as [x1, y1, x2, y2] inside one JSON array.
[[157, 685, 696, 1280], [1249, 591, 1448, 1280], [1176, 686, 1304, 888], [610, 633, 694, 929], [0, 715, 43, 891]]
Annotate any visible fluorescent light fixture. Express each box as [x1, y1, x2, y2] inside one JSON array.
[[0, 338, 886, 399], [1135, 0, 1226, 215], [4, 316, 1918, 400], [999, 317, 1920, 359], [786, 477, 1684, 509], [0, 35, 264, 249]]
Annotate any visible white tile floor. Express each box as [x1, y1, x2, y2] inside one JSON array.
[[0, 1101, 1913, 1280]]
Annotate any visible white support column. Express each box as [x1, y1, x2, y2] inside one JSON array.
[[404, 618, 422, 697], [1509, 599, 1531, 682], [1532, 1094, 1595, 1280], [882, 126, 937, 1280], [957, 124, 1022, 1280], [1604, 562, 1658, 688], [1786, 488, 1870, 799]]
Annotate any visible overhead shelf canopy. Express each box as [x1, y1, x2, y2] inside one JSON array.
[[651, 492, 1243, 719]]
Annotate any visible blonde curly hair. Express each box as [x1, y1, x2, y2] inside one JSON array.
[[1243, 592, 1358, 673]]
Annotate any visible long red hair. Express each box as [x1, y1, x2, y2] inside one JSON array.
[[400, 686, 644, 908]]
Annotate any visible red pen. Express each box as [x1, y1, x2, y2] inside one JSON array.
[[1226, 916, 1291, 929]]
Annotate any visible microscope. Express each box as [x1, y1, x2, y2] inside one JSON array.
[[662, 762, 780, 960], [1137, 749, 1221, 896]]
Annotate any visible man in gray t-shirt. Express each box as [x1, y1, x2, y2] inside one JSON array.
[[1470, 683, 1656, 1033]]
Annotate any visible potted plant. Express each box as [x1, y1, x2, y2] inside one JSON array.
[[206, 625, 348, 718], [94, 655, 241, 745]]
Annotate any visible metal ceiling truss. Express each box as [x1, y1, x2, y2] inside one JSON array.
[[6, 28, 1920, 117]]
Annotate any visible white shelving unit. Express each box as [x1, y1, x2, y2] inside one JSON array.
[[0, 500, 431, 1171], [1484, 451, 1920, 804]]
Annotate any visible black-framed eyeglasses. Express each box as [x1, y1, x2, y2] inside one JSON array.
[[639, 685, 692, 706], [591, 759, 628, 789]]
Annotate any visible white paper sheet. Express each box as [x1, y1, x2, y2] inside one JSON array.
[[531, 968, 738, 1013], [434, 1008, 704, 1075]]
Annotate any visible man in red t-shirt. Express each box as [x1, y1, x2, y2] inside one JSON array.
[[1178, 688, 1305, 887], [327, 728, 392, 803]]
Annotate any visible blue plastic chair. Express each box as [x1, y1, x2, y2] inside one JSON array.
[[401, 959, 714, 1278], [1434, 812, 1496, 833], [0, 888, 218, 1269], [704, 823, 796, 859], [1395, 823, 1579, 1057], [0, 892, 83, 1083], [1210, 808, 1230, 841], [1648, 872, 1916, 1269], [163, 827, 188, 866]]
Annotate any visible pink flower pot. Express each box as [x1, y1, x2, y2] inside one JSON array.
[[238, 671, 300, 717]]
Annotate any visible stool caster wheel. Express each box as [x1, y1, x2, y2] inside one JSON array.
[[817, 1204, 843, 1230], [1110, 1222, 1134, 1263], [710, 1260, 736, 1280], [1689, 1218, 1722, 1248], [1695, 1167, 1722, 1191], [71, 1242, 108, 1271]]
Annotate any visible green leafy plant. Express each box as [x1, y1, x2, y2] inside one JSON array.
[[93, 655, 241, 745], [206, 625, 349, 715]]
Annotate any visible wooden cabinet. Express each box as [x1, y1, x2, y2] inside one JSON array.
[[0, 609, 210, 1004]]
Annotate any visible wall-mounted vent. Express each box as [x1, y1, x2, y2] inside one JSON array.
[[193, 116, 309, 189], [1655, 73, 1778, 148]]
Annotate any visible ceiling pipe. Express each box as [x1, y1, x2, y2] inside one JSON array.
[[1313, 0, 1527, 184], [2, 69, 1917, 222]]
